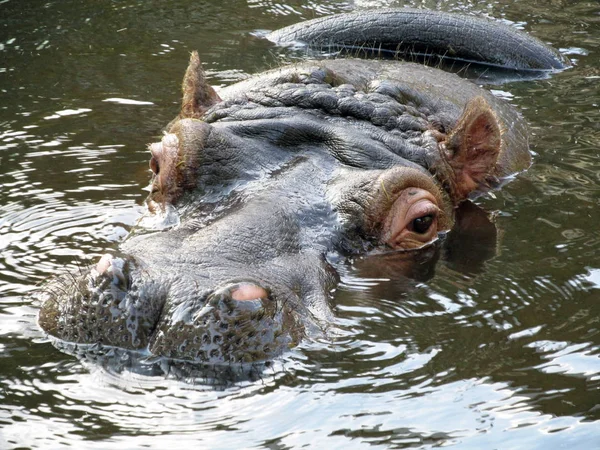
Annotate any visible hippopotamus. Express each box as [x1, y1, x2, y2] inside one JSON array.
[[37, 9, 567, 368]]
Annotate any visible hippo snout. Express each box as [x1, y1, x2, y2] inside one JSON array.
[[38, 254, 149, 348]]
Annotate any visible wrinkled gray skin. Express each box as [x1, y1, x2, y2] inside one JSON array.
[[38, 9, 564, 367]]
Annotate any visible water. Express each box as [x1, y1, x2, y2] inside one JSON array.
[[1, 0, 599, 448]]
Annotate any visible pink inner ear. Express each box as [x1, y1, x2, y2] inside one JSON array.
[[231, 284, 268, 301], [445, 96, 502, 200], [468, 115, 500, 150], [463, 113, 502, 180]]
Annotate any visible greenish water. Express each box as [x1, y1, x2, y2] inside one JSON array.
[[1, 0, 599, 448]]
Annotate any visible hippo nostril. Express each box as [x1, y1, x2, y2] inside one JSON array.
[[95, 254, 113, 275], [92, 254, 129, 289], [201, 281, 271, 324], [231, 283, 269, 301]]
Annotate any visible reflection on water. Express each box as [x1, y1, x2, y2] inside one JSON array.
[[1, 0, 600, 448]]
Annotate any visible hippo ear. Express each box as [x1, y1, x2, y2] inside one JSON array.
[[444, 96, 502, 201], [180, 51, 221, 119]]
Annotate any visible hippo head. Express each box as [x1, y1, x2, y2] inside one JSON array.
[[38, 52, 528, 367]]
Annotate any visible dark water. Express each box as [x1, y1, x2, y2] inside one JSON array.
[[1, 0, 599, 448]]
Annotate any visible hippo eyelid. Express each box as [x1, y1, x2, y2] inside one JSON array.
[[367, 234, 443, 256]]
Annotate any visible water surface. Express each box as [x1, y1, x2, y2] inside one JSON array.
[[1, 0, 599, 448]]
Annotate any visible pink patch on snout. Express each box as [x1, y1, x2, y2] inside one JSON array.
[[95, 254, 113, 275], [231, 284, 268, 301]]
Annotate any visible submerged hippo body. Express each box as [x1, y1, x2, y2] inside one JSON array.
[[38, 10, 565, 368]]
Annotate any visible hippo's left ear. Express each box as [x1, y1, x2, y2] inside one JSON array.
[[444, 96, 502, 202], [180, 51, 222, 119]]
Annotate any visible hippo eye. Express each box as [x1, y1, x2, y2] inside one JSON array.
[[382, 188, 443, 250], [411, 214, 434, 234]]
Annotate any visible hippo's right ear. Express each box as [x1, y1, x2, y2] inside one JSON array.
[[180, 51, 222, 119], [444, 96, 503, 202]]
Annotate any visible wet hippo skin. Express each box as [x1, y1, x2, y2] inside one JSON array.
[[38, 9, 565, 366]]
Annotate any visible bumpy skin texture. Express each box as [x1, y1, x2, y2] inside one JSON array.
[[39, 9, 543, 365], [268, 9, 568, 71]]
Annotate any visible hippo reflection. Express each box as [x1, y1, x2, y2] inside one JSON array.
[[38, 10, 566, 366]]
